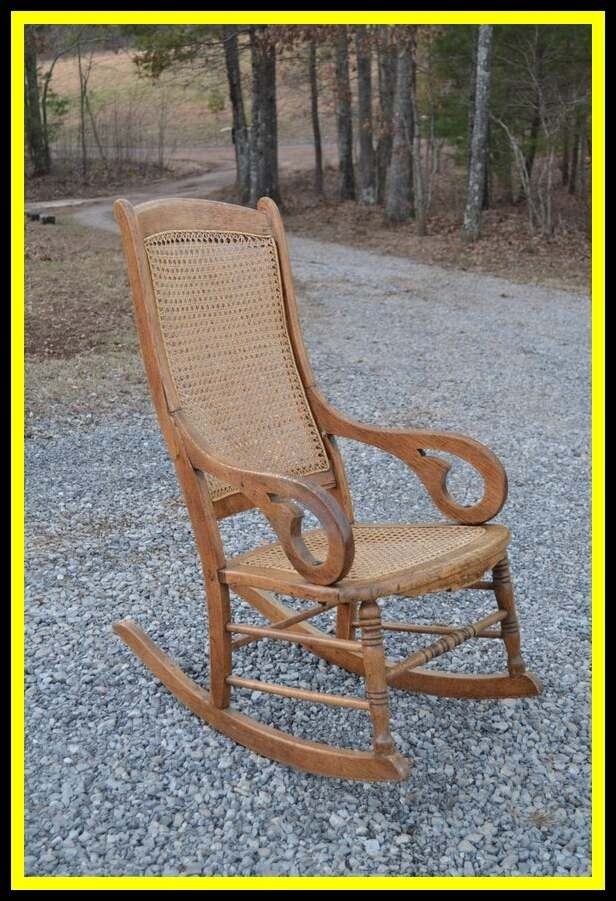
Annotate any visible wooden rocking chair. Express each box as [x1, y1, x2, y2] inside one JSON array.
[[113, 196, 541, 782]]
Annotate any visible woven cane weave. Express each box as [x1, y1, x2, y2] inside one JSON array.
[[236, 524, 487, 581], [144, 230, 330, 500]]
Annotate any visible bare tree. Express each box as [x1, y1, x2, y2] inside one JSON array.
[[568, 104, 583, 195], [523, 27, 546, 188], [308, 40, 323, 195], [409, 30, 427, 235], [222, 26, 250, 203], [467, 27, 491, 210], [355, 26, 376, 204], [384, 37, 413, 223], [25, 26, 50, 175], [76, 38, 94, 179], [560, 114, 570, 187], [249, 27, 279, 205], [376, 26, 396, 204], [334, 27, 355, 200], [461, 25, 493, 242]]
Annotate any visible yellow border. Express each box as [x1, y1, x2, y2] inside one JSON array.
[[12, 10, 605, 892]]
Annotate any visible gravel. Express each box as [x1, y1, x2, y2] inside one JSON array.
[[25, 235, 591, 876]]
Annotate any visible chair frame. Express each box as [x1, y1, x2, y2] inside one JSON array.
[[113, 195, 541, 782]]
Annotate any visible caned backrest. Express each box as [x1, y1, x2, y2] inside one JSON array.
[[119, 198, 333, 504]]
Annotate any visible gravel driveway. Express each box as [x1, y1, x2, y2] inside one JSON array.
[[25, 236, 590, 877]]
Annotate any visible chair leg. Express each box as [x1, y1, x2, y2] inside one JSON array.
[[492, 555, 526, 676], [336, 601, 357, 640], [206, 579, 233, 708], [358, 600, 395, 755]]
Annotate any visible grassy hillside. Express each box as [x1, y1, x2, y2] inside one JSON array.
[[46, 45, 339, 158]]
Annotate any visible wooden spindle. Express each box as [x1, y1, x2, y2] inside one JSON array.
[[359, 600, 395, 756]]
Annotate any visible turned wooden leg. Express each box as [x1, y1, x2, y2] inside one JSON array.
[[336, 601, 357, 640], [359, 600, 395, 755], [492, 556, 526, 676], [206, 578, 233, 708]]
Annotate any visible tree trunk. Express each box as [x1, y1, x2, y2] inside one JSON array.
[[494, 131, 514, 204], [524, 107, 541, 184], [467, 27, 477, 156], [519, 28, 545, 199], [568, 108, 581, 196], [77, 42, 89, 180], [334, 27, 355, 201], [461, 25, 493, 242], [560, 120, 570, 187], [85, 91, 107, 167], [483, 121, 491, 210], [384, 39, 413, 224], [376, 26, 396, 204], [308, 40, 323, 195], [25, 27, 49, 175], [222, 26, 250, 204], [41, 69, 51, 167], [468, 29, 490, 210], [355, 26, 376, 205], [409, 31, 426, 235], [249, 27, 279, 205]]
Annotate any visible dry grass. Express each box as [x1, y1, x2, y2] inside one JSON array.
[[26, 219, 134, 358], [26, 158, 185, 203], [25, 218, 149, 423], [46, 46, 338, 148]]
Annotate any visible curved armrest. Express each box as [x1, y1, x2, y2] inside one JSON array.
[[309, 390, 508, 525], [173, 411, 354, 585]]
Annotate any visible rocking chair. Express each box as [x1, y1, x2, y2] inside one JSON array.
[[113, 196, 541, 782]]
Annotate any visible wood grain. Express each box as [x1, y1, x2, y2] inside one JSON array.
[[114, 619, 410, 781], [309, 387, 508, 525], [113, 193, 540, 781]]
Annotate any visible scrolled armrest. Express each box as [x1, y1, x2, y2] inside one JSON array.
[[309, 390, 508, 525], [173, 411, 354, 585]]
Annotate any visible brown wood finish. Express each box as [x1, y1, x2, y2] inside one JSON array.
[[113, 194, 541, 783], [366, 621, 503, 639], [174, 410, 355, 586], [231, 598, 340, 651], [114, 620, 409, 781], [387, 667, 542, 699], [492, 555, 526, 676], [222, 527, 510, 603], [359, 601, 396, 755], [230, 585, 366, 675], [309, 387, 509, 525], [226, 675, 370, 710], [226, 622, 362, 653], [386, 610, 507, 680]]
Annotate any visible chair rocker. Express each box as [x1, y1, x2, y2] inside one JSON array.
[[113, 195, 541, 782]]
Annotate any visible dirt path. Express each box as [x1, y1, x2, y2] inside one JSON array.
[[27, 142, 336, 233]]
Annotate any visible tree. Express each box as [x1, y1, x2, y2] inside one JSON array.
[[409, 29, 427, 235], [522, 27, 546, 189], [249, 27, 279, 204], [76, 37, 94, 179], [384, 35, 413, 223], [308, 39, 323, 195], [375, 26, 396, 204], [461, 25, 493, 242], [25, 26, 50, 175], [222, 26, 250, 203], [355, 26, 376, 204], [334, 27, 355, 201], [467, 27, 490, 209]]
